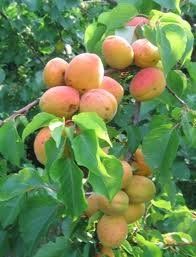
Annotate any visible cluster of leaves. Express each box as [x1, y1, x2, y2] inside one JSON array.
[[0, 1, 195, 257]]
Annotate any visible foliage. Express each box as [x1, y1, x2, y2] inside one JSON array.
[[0, 1, 196, 257]]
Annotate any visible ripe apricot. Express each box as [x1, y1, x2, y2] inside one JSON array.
[[123, 203, 145, 224], [125, 175, 156, 203], [132, 148, 152, 177], [43, 57, 68, 88], [33, 127, 51, 165], [97, 215, 128, 248], [79, 89, 117, 122], [65, 53, 104, 93], [127, 16, 149, 27], [99, 191, 129, 215], [102, 36, 134, 69], [101, 76, 124, 103], [96, 246, 114, 257], [85, 193, 101, 217], [129, 67, 166, 101], [121, 161, 133, 189], [132, 39, 160, 68], [39, 86, 80, 118]]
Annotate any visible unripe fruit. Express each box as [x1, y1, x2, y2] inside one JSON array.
[[39, 86, 80, 118], [65, 53, 104, 93], [101, 76, 124, 103], [33, 127, 51, 165], [132, 148, 152, 177], [121, 161, 133, 189], [85, 194, 100, 217], [97, 215, 128, 248], [127, 16, 149, 27], [125, 175, 156, 203], [43, 57, 68, 88], [96, 246, 114, 257], [99, 191, 129, 215], [123, 203, 145, 224], [102, 36, 134, 69], [80, 89, 117, 122], [132, 39, 160, 68], [129, 67, 166, 101]]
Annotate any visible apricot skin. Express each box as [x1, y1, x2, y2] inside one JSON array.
[[125, 175, 156, 203], [129, 67, 166, 101], [43, 57, 68, 88], [39, 86, 80, 118], [132, 148, 152, 177], [33, 127, 51, 165], [79, 89, 117, 122], [97, 215, 128, 248], [123, 203, 145, 224], [102, 36, 134, 70], [96, 246, 114, 257], [121, 161, 133, 189], [85, 194, 100, 217], [101, 76, 124, 103], [127, 16, 149, 27], [65, 53, 104, 94], [99, 191, 129, 215], [132, 39, 160, 68]]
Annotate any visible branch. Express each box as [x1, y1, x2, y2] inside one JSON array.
[[166, 86, 188, 107], [0, 98, 39, 127], [133, 101, 141, 125], [165, 241, 196, 247]]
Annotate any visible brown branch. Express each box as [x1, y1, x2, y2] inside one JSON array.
[[133, 101, 141, 125], [165, 241, 196, 247], [0, 98, 39, 127]]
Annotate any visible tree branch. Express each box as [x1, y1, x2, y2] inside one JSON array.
[[0, 98, 39, 127], [132, 101, 141, 125]]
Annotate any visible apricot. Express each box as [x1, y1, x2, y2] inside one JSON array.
[[79, 89, 117, 122], [132, 148, 152, 177], [102, 36, 134, 69], [97, 215, 128, 248], [132, 39, 160, 68], [85, 193, 100, 217], [96, 246, 114, 257], [33, 127, 51, 164], [39, 86, 80, 118], [101, 76, 124, 103], [123, 203, 145, 224], [121, 161, 133, 189], [99, 191, 129, 215], [129, 67, 166, 101], [43, 57, 68, 88], [65, 53, 104, 93], [127, 16, 149, 27], [125, 175, 156, 203]]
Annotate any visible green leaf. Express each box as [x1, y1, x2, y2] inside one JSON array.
[[185, 61, 196, 82], [126, 125, 142, 154], [0, 168, 43, 201], [22, 112, 56, 141], [166, 70, 187, 97], [50, 158, 87, 218], [33, 237, 78, 257], [136, 234, 162, 257], [151, 199, 172, 210], [73, 112, 111, 145], [98, 3, 137, 31], [181, 112, 196, 148], [0, 195, 25, 228], [0, 121, 25, 166], [19, 193, 58, 256], [0, 68, 5, 83], [0, 230, 9, 257], [153, 0, 181, 13], [156, 24, 187, 75], [49, 120, 65, 148], [172, 161, 190, 180]]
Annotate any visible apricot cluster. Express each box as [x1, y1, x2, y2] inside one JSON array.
[[102, 15, 166, 102], [85, 154, 156, 256]]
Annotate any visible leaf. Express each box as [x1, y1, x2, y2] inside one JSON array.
[[172, 161, 190, 180], [0, 168, 43, 201], [156, 24, 187, 75], [181, 112, 196, 148], [98, 3, 137, 31], [126, 125, 142, 154], [72, 112, 111, 145], [19, 193, 58, 256], [50, 158, 87, 218], [0, 195, 25, 228], [151, 199, 172, 210], [153, 0, 181, 13], [136, 234, 162, 257], [115, 26, 137, 44], [0, 230, 9, 257], [0, 68, 5, 83], [0, 121, 25, 166], [49, 120, 65, 148], [166, 70, 187, 97], [22, 112, 56, 141], [185, 61, 196, 82], [33, 237, 78, 257]]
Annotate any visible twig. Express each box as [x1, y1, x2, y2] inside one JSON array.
[[166, 86, 187, 107], [132, 101, 141, 125], [0, 98, 39, 127], [165, 241, 196, 247]]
